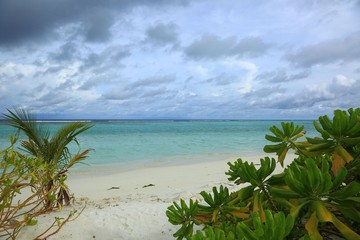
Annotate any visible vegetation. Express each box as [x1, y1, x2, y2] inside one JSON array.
[[0, 109, 92, 239], [167, 108, 360, 239], [3, 108, 93, 209]]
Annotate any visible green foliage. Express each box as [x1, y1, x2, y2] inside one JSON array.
[[190, 227, 234, 240], [226, 157, 276, 187], [3, 108, 93, 209], [167, 107, 360, 240], [237, 210, 294, 240], [264, 122, 305, 166], [271, 158, 360, 239], [306, 108, 360, 177], [199, 186, 249, 223], [0, 135, 81, 240], [166, 199, 199, 240]]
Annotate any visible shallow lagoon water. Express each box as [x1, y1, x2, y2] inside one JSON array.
[[0, 120, 316, 169]]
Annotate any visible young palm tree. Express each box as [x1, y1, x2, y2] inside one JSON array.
[[3, 108, 93, 209]]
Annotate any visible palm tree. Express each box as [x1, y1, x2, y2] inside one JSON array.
[[3, 108, 93, 209]]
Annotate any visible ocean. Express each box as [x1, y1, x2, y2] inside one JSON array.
[[0, 120, 316, 170]]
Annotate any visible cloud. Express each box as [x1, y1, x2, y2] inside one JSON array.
[[332, 74, 355, 87], [81, 10, 114, 42], [125, 75, 176, 90], [184, 34, 271, 60], [287, 31, 360, 67], [0, 0, 189, 47], [50, 42, 79, 62], [206, 73, 236, 86], [221, 58, 257, 94], [0, 0, 358, 119], [233, 37, 272, 58], [267, 74, 359, 110], [103, 74, 176, 101], [145, 22, 179, 46], [0, 62, 47, 79], [79, 45, 130, 72], [241, 85, 288, 108], [328, 75, 359, 97], [256, 69, 311, 83]]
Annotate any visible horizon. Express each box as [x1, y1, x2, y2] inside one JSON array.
[[0, 117, 317, 122], [0, 1, 359, 119]]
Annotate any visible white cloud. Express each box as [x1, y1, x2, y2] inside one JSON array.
[[221, 58, 257, 94], [0, 62, 47, 78], [333, 74, 355, 87], [190, 65, 210, 79]]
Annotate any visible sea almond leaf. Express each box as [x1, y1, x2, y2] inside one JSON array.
[[336, 145, 353, 163], [278, 147, 288, 167], [305, 212, 322, 240], [331, 152, 346, 176], [228, 211, 249, 219], [314, 201, 332, 222], [265, 134, 282, 142], [316, 201, 360, 240]]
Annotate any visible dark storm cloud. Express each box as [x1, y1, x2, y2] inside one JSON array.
[[50, 42, 78, 62], [0, 0, 86, 46], [81, 10, 114, 42], [256, 69, 311, 83], [80, 45, 130, 71], [0, 0, 189, 47], [184, 34, 271, 60], [287, 31, 360, 67], [145, 22, 179, 45]]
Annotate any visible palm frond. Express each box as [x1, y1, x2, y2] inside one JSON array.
[[66, 149, 93, 170], [3, 108, 49, 151], [50, 122, 93, 166]]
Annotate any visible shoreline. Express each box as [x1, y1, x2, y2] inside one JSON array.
[[69, 151, 269, 177], [18, 153, 295, 240]]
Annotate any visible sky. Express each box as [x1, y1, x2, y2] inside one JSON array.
[[0, 0, 359, 119]]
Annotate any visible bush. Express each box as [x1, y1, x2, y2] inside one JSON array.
[[0, 134, 81, 239], [3, 108, 93, 209], [1, 108, 92, 239], [167, 108, 360, 239]]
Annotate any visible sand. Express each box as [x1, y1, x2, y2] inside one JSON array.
[[17, 154, 291, 240]]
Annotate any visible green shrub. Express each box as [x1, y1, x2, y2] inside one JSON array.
[[1, 108, 91, 239], [3, 108, 93, 209], [167, 108, 360, 239], [0, 135, 80, 240]]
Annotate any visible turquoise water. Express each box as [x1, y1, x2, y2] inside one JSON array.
[[0, 120, 316, 169]]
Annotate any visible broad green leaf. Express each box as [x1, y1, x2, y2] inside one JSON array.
[[330, 181, 360, 199], [265, 134, 282, 142], [331, 166, 347, 190], [270, 186, 300, 199]]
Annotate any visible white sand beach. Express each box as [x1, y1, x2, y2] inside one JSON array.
[[17, 154, 291, 240]]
